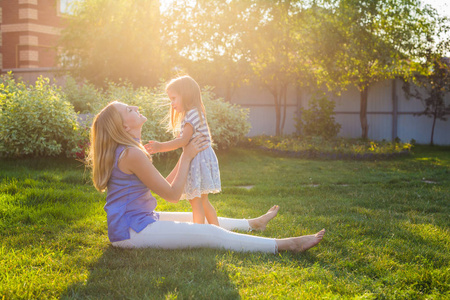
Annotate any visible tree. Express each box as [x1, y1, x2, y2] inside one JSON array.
[[403, 52, 450, 145], [243, 0, 312, 135], [160, 0, 252, 101], [162, 0, 315, 136], [58, 0, 164, 87], [308, 0, 443, 139]]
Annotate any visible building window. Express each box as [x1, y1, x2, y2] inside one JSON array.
[[59, 0, 77, 15]]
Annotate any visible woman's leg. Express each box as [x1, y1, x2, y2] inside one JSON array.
[[201, 194, 219, 226], [276, 229, 326, 252], [112, 222, 326, 253], [247, 205, 279, 231], [157, 211, 250, 231], [116, 221, 277, 253], [189, 197, 205, 224]]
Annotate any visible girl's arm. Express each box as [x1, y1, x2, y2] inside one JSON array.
[[119, 135, 206, 202], [145, 124, 194, 154]]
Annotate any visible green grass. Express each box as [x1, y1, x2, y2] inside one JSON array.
[[1, 145, 449, 299]]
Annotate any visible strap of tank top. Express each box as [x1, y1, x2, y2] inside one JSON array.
[[115, 144, 127, 167]]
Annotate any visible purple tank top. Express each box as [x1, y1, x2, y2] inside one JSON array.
[[104, 144, 158, 242]]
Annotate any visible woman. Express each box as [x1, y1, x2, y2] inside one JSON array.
[[88, 101, 325, 253]]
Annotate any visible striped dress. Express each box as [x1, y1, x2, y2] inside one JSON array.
[[180, 108, 221, 200]]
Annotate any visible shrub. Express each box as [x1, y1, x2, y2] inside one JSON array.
[[246, 135, 413, 159], [295, 93, 341, 139], [90, 82, 251, 150], [62, 76, 100, 113], [92, 81, 173, 144], [0, 73, 81, 158], [202, 87, 251, 149]]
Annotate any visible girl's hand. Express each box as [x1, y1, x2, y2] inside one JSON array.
[[145, 140, 161, 154], [183, 134, 208, 159]]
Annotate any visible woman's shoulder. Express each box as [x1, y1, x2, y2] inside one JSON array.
[[117, 146, 152, 175], [119, 146, 148, 163]]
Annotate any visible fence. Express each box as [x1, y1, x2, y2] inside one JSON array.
[[219, 79, 450, 145], [5, 70, 450, 145]]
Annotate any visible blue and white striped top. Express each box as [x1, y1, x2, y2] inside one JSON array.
[[181, 108, 211, 146]]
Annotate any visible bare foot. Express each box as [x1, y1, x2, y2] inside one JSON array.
[[276, 229, 326, 252], [248, 205, 280, 231]]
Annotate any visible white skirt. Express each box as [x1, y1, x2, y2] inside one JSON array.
[[181, 145, 221, 200]]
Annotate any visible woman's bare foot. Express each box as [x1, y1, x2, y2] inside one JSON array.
[[276, 229, 326, 252], [248, 205, 280, 231]]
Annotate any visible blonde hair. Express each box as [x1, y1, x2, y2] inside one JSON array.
[[87, 101, 150, 192], [166, 75, 207, 133]]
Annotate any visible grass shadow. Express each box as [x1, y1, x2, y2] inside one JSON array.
[[61, 247, 241, 299]]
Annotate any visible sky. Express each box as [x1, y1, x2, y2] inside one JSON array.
[[421, 0, 450, 17], [160, 1, 450, 17]]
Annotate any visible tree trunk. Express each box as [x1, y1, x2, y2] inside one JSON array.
[[430, 110, 437, 146], [273, 89, 281, 136], [280, 85, 288, 136], [225, 83, 231, 103], [360, 86, 369, 139]]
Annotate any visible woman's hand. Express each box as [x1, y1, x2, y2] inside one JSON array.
[[144, 140, 161, 154], [183, 134, 208, 160]]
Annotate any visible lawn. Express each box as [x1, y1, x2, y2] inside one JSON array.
[[1, 145, 449, 299]]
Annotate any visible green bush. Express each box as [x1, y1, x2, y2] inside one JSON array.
[[62, 76, 100, 113], [91, 82, 251, 150], [245, 135, 413, 159], [295, 93, 341, 139], [0, 74, 250, 158], [202, 87, 251, 149], [0, 73, 81, 158], [92, 81, 173, 144]]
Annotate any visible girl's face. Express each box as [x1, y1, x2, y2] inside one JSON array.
[[167, 89, 184, 113], [113, 102, 147, 132]]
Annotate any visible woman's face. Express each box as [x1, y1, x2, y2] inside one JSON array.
[[113, 102, 147, 132], [167, 89, 184, 113]]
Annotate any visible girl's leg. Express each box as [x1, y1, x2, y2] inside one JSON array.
[[115, 221, 277, 253], [189, 197, 205, 224], [201, 194, 219, 226]]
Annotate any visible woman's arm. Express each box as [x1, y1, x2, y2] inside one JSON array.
[[145, 124, 194, 154], [166, 158, 180, 184], [119, 135, 206, 202]]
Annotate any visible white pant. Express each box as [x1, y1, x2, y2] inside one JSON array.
[[112, 212, 277, 253]]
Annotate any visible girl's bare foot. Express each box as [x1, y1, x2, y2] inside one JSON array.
[[248, 205, 280, 231], [276, 229, 326, 252]]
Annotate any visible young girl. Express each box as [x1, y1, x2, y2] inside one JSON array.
[[145, 75, 221, 225]]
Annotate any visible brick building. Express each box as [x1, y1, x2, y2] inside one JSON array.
[[0, 0, 69, 82]]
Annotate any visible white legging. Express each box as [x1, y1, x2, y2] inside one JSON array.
[[111, 212, 277, 253]]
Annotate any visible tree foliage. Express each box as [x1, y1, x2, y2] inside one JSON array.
[[160, 0, 252, 100], [306, 0, 444, 138], [403, 53, 450, 145], [162, 0, 315, 135], [59, 0, 164, 87], [243, 0, 313, 135], [57, 0, 449, 138]]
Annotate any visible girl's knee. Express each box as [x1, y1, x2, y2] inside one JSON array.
[[189, 197, 201, 206]]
